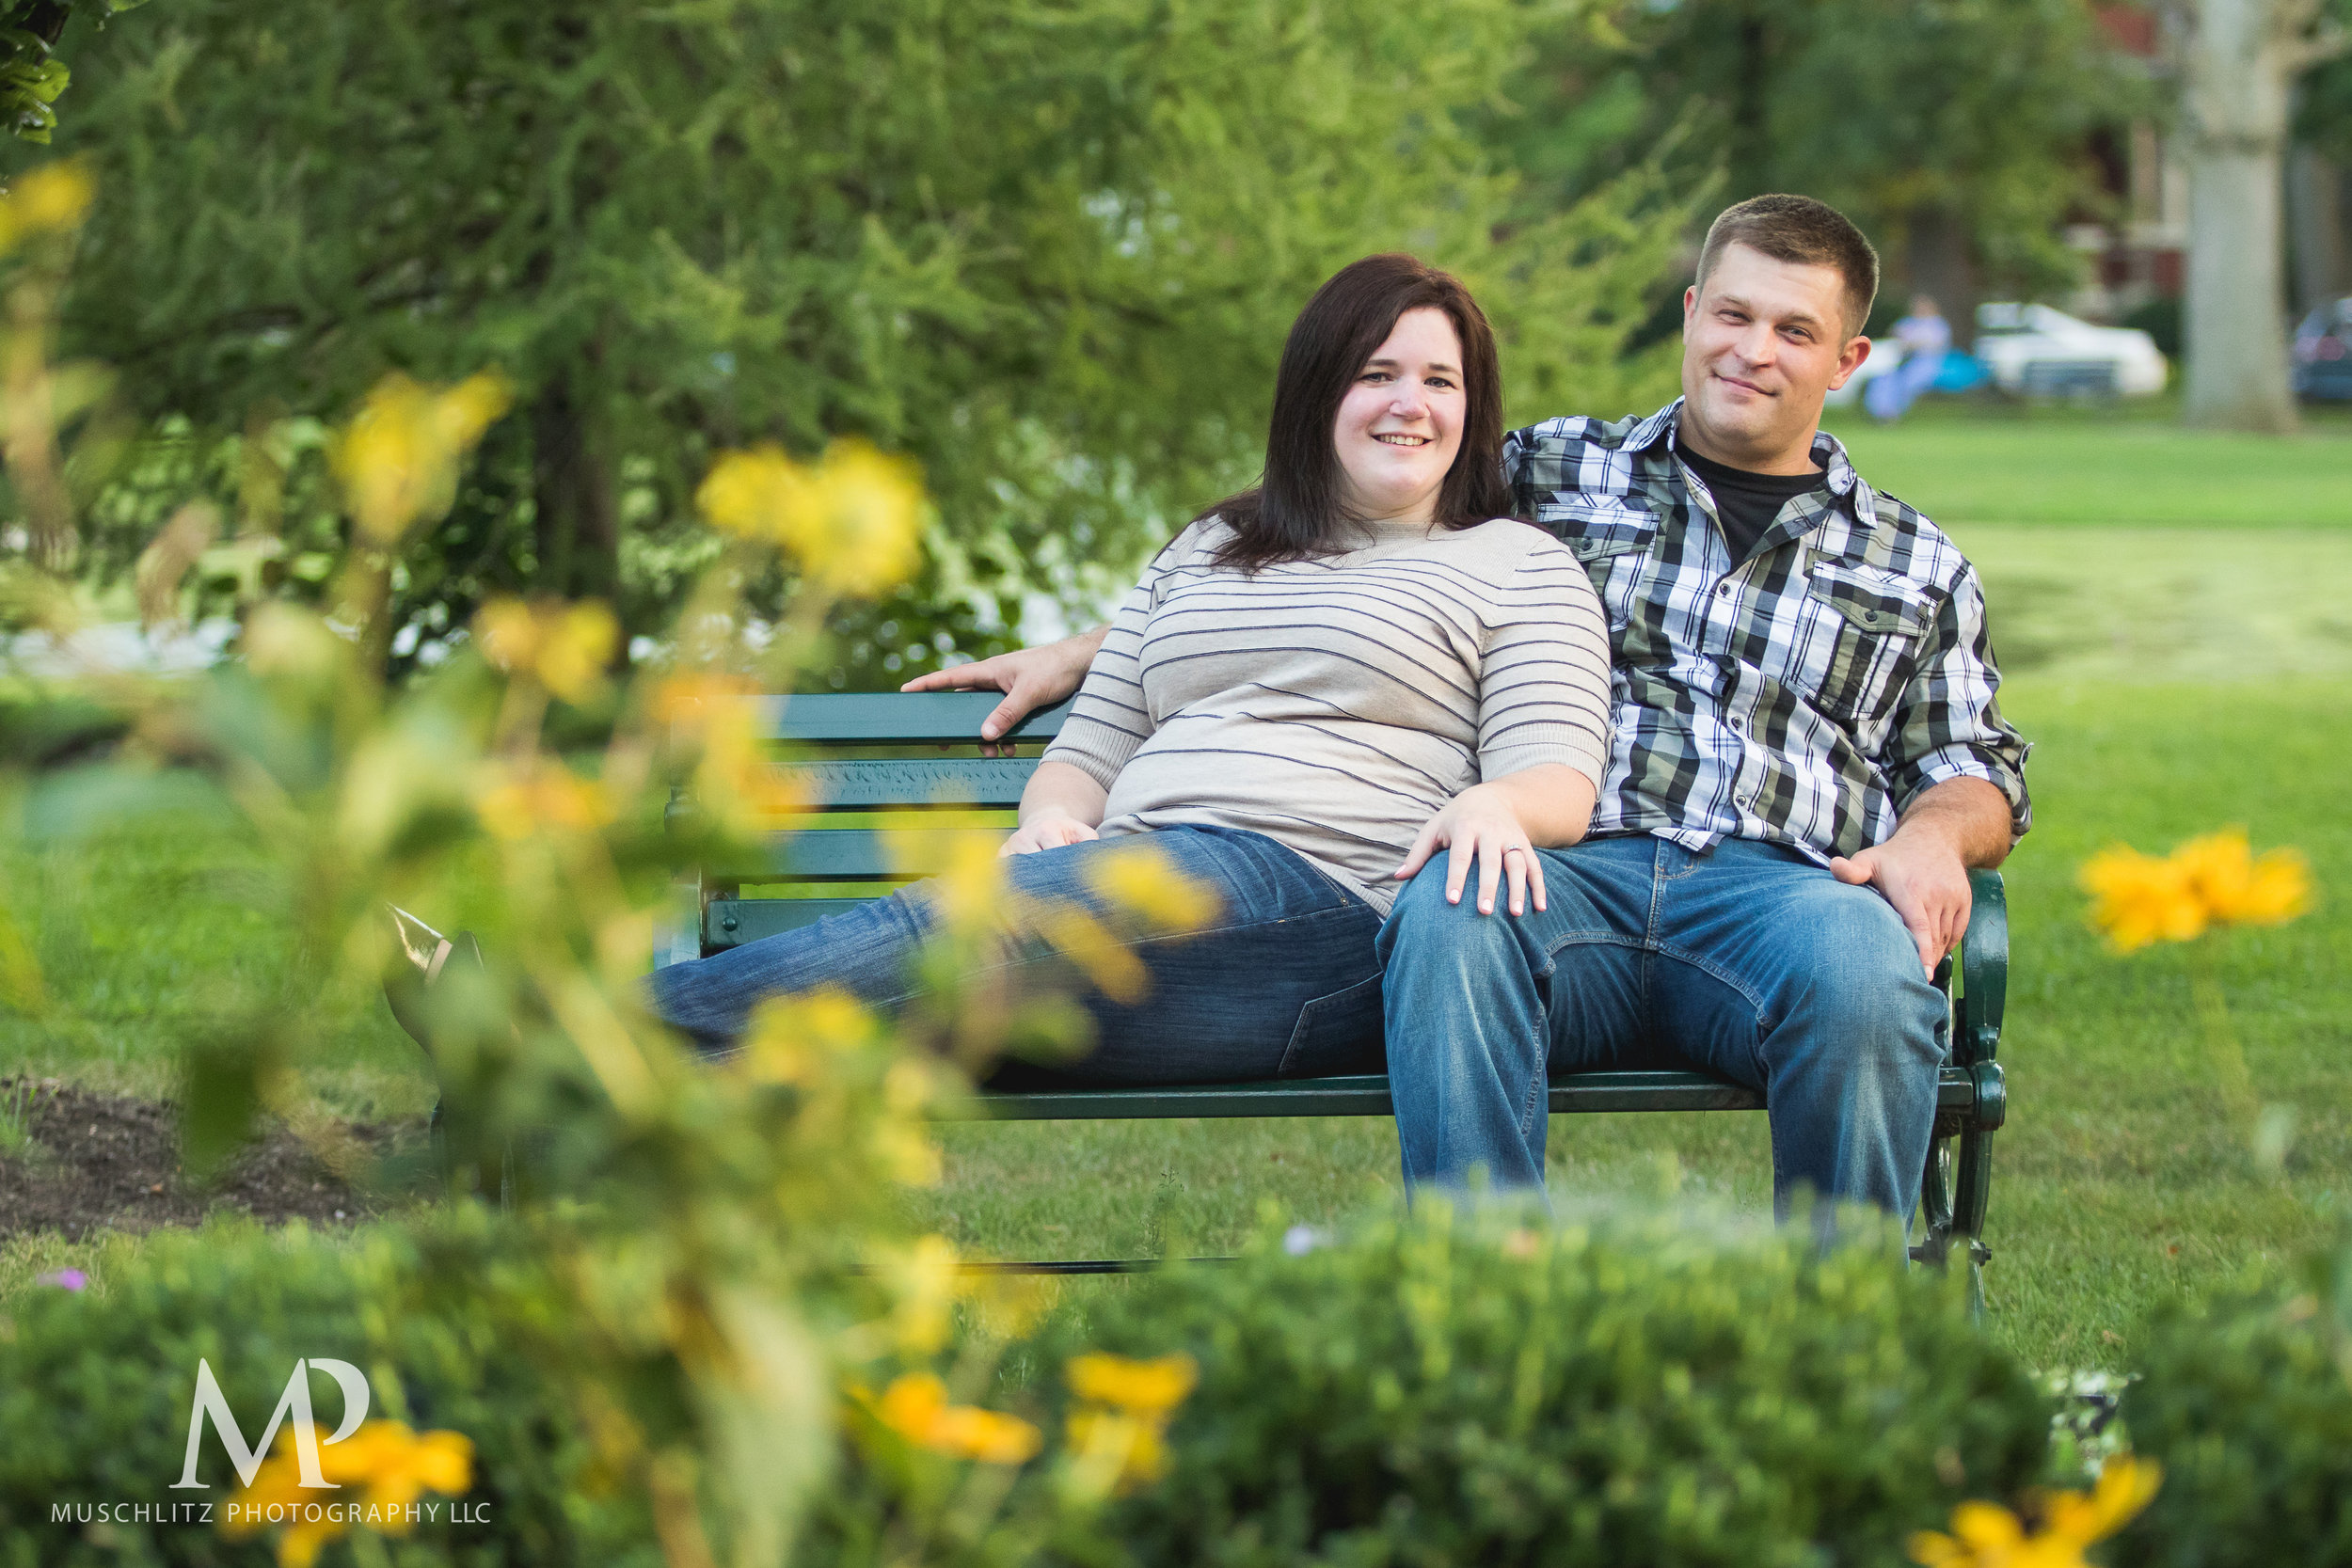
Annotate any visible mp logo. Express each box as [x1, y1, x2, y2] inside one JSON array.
[[171, 1357, 371, 1490]]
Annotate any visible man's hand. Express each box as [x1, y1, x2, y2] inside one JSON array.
[[1829, 836, 1972, 976], [901, 627, 1107, 752], [1001, 809, 1100, 857], [1829, 777, 2011, 974]]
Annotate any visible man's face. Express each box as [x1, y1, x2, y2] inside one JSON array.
[[1678, 243, 1871, 470]]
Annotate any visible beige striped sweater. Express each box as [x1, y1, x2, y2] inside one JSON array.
[[1041, 514, 1613, 912]]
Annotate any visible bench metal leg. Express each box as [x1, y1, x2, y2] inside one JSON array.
[[1912, 1125, 1994, 1318]]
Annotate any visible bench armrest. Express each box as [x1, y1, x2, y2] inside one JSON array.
[[1957, 868, 2007, 1067]]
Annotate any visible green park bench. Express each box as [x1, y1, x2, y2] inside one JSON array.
[[662, 689, 2009, 1304]]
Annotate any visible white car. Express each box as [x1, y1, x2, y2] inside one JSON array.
[[1972, 303, 2169, 397]]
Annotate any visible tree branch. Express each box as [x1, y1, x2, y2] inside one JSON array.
[[2284, 18, 2349, 71]]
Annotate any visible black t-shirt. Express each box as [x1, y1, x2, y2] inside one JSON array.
[[1673, 439, 1826, 562]]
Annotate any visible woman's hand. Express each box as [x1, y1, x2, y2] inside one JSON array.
[[1392, 783, 1547, 916], [1391, 765, 1597, 917], [1001, 808, 1100, 857], [1003, 759, 1110, 856]]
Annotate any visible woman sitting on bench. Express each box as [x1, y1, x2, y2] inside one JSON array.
[[647, 253, 1614, 1082]]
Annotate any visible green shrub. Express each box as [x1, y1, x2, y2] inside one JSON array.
[[2115, 1236, 2352, 1567], [0, 1210, 660, 1567], [1059, 1204, 2052, 1568]]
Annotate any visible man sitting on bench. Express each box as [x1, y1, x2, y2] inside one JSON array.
[[908, 196, 2030, 1225]]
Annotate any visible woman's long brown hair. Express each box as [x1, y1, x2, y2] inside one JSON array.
[[1207, 254, 1513, 570]]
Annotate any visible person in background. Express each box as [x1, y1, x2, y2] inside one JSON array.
[[914, 197, 2030, 1229], [1864, 293, 1953, 420]]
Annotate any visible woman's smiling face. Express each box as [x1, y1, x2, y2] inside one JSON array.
[[1331, 307, 1466, 528]]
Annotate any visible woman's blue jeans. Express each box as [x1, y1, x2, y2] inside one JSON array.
[[648, 826, 1387, 1084], [1376, 834, 1947, 1219]]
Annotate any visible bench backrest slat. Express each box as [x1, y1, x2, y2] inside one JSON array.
[[747, 691, 1073, 744], [781, 757, 1037, 811]]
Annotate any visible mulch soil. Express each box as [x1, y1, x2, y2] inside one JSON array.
[[0, 1076, 423, 1243]]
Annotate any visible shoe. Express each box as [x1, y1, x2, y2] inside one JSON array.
[[384, 906, 483, 1059]]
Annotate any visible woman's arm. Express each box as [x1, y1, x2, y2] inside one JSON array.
[[1001, 760, 1112, 856], [1391, 763, 1597, 917]]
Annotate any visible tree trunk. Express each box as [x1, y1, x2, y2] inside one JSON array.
[[2174, 0, 2327, 432], [1905, 206, 1981, 351], [531, 374, 620, 607], [2285, 143, 2345, 312]]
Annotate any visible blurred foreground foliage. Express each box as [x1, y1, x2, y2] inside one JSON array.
[[0, 166, 1218, 1562], [0, 1206, 2049, 1567], [17, 1205, 2352, 1567], [15, 0, 1693, 670]]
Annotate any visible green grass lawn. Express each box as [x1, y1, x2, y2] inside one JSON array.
[[7, 412, 2349, 1375], [1825, 398, 2352, 530]]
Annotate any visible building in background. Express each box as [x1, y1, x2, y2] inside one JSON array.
[[2070, 4, 2349, 335]]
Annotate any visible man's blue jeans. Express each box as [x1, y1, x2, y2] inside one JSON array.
[[648, 826, 1387, 1082], [1376, 834, 1947, 1219]]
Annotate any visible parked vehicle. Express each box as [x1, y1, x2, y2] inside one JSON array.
[[2291, 298, 2352, 401], [1972, 303, 2169, 397]]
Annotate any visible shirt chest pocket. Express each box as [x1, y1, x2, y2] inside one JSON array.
[[1798, 562, 1939, 725], [1542, 505, 1653, 631]]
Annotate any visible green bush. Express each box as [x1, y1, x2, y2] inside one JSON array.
[[0, 1211, 660, 1567], [2116, 1236, 2352, 1567], [1057, 1204, 2052, 1568]]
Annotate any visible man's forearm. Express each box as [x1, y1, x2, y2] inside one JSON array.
[[1891, 777, 2013, 869]]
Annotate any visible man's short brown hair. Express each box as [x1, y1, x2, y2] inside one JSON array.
[[1695, 195, 1880, 341]]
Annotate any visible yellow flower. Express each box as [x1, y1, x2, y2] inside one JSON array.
[[694, 437, 926, 596], [318, 1419, 475, 1525], [1065, 1352, 1199, 1417], [883, 1233, 962, 1355], [333, 371, 514, 543], [0, 162, 94, 248], [2041, 1455, 2163, 1550], [1084, 843, 1220, 932], [801, 439, 926, 595], [1909, 1455, 2161, 1568], [2082, 832, 2316, 953], [1031, 903, 1149, 1005], [474, 597, 619, 703], [219, 1421, 472, 1568], [739, 987, 882, 1085], [2079, 846, 2205, 953], [686, 696, 806, 831], [873, 1373, 1042, 1465], [218, 1446, 326, 1540], [650, 672, 758, 735], [2169, 829, 2314, 928], [918, 831, 1007, 940], [475, 762, 616, 840], [1065, 1406, 1171, 1492]]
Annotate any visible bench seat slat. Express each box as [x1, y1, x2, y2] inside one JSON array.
[[710, 829, 1007, 882], [947, 1067, 1978, 1121]]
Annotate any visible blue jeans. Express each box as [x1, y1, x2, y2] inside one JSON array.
[[648, 826, 1387, 1083], [1376, 834, 1947, 1218]]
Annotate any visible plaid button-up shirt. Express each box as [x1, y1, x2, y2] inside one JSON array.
[[1504, 398, 2030, 862]]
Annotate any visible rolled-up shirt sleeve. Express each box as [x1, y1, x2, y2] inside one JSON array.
[[1881, 565, 2031, 842]]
